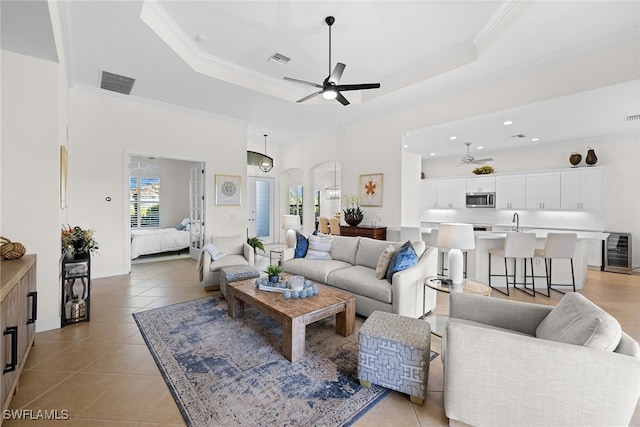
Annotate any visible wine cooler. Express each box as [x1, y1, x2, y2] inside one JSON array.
[[604, 232, 632, 274]]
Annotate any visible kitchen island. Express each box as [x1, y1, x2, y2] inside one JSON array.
[[421, 227, 608, 289]]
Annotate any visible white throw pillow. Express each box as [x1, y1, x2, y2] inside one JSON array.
[[305, 235, 333, 260], [376, 245, 395, 279]]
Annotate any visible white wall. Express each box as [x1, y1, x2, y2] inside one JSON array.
[[68, 89, 247, 278], [402, 151, 422, 227], [1, 50, 62, 331]]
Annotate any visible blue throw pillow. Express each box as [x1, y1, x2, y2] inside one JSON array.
[[386, 241, 418, 283], [294, 232, 309, 258]]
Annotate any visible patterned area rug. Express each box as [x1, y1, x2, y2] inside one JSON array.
[[134, 296, 435, 427]]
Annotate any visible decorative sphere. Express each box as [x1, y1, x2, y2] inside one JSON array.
[[305, 280, 312, 287], [283, 290, 291, 299], [312, 286, 319, 295], [292, 291, 299, 299]]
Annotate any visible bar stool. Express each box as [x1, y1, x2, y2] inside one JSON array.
[[431, 229, 467, 278], [534, 233, 577, 296], [489, 232, 536, 296]]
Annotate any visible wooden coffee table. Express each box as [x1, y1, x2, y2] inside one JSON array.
[[227, 278, 356, 362]]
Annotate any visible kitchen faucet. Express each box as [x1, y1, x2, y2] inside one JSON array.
[[512, 212, 520, 232]]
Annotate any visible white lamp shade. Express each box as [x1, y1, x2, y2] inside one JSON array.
[[436, 223, 475, 250], [283, 215, 301, 248], [282, 215, 301, 231], [437, 223, 475, 286]]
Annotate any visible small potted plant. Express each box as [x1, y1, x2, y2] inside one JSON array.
[[342, 194, 363, 226], [247, 236, 265, 256], [264, 265, 282, 283]]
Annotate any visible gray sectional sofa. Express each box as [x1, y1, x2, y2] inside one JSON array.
[[281, 235, 437, 318]]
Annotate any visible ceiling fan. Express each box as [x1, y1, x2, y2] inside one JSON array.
[[459, 142, 494, 165], [283, 16, 380, 106]]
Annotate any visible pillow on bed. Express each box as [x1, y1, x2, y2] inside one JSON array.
[[177, 218, 190, 231]]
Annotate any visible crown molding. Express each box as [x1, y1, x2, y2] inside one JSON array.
[[70, 84, 249, 127], [140, 0, 308, 103]]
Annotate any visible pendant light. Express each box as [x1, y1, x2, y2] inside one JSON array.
[[259, 134, 273, 172], [324, 162, 341, 200], [247, 134, 274, 172]]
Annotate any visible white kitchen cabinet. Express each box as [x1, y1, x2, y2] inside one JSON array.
[[561, 167, 603, 210], [495, 175, 526, 209], [525, 172, 561, 209], [466, 176, 496, 193], [436, 179, 466, 208], [421, 180, 437, 209]]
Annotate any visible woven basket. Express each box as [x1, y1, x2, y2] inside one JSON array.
[[0, 236, 26, 260]]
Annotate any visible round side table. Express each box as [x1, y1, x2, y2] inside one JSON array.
[[423, 277, 491, 337]]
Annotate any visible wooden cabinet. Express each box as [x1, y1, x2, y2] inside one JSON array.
[[1, 254, 37, 413], [495, 175, 526, 209], [561, 167, 603, 210], [340, 226, 387, 240], [435, 179, 466, 209], [525, 172, 561, 209], [466, 176, 496, 193]]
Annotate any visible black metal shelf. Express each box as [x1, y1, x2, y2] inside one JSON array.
[[60, 253, 91, 327]]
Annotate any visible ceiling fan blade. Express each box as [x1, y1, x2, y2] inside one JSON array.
[[329, 62, 346, 84], [297, 91, 322, 103], [335, 92, 350, 106], [283, 77, 323, 89], [335, 83, 381, 92], [471, 158, 494, 164]]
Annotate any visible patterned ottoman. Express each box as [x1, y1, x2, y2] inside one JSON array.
[[358, 310, 431, 404], [219, 265, 260, 299]]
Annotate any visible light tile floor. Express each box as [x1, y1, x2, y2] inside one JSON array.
[[4, 257, 640, 426]]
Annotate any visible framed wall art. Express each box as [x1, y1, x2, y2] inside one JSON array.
[[359, 173, 383, 207], [215, 174, 241, 206]]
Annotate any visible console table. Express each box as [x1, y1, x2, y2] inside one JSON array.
[[339, 225, 387, 240]]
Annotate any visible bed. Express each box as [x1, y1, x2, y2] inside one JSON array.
[[130, 228, 191, 259]]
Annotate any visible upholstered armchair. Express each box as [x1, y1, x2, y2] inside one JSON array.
[[197, 234, 254, 291], [443, 293, 640, 427]]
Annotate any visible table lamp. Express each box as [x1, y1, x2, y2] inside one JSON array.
[[437, 223, 475, 286], [283, 214, 301, 248]]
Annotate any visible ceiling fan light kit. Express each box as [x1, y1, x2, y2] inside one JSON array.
[[283, 16, 380, 106]]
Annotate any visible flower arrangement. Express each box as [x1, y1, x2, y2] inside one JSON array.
[[342, 194, 363, 226], [61, 225, 99, 257]]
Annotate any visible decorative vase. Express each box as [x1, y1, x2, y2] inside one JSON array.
[[585, 148, 598, 166], [344, 212, 363, 226], [569, 152, 582, 167], [74, 251, 89, 260]]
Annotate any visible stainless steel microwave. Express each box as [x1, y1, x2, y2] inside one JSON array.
[[466, 192, 495, 208]]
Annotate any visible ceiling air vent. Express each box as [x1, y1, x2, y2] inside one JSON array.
[[266, 52, 291, 66], [100, 71, 135, 95], [626, 114, 640, 121], [511, 134, 526, 139]]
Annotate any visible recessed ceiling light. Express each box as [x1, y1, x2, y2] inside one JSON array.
[[531, 138, 540, 142], [430, 153, 436, 157], [404, 144, 408, 148], [449, 136, 457, 140], [503, 120, 513, 126], [477, 146, 484, 150], [195, 34, 208, 43]]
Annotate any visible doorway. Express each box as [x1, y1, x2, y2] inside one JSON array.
[[247, 176, 275, 244]]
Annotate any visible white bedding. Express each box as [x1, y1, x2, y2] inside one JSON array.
[[131, 228, 190, 259]]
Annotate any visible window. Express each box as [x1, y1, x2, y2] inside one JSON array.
[[288, 185, 303, 226], [130, 177, 160, 228]]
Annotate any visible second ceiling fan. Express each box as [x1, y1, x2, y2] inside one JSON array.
[[284, 16, 380, 106]]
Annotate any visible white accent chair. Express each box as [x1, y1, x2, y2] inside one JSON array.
[[198, 234, 254, 291], [444, 293, 640, 427]]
